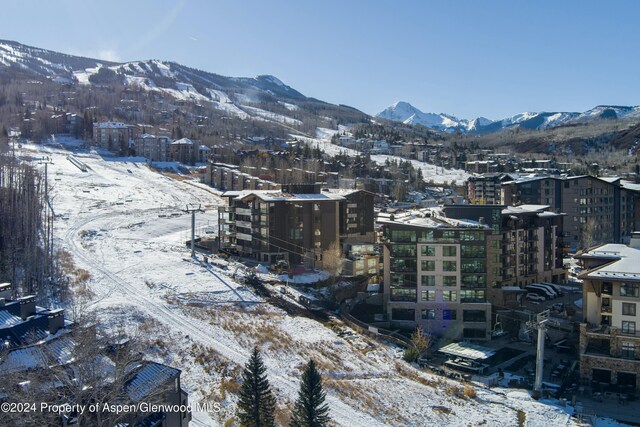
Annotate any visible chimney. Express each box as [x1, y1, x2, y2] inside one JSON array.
[[479, 217, 485, 225], [0, 298, 5, 307], [18, 295, 36, 320], [0, 283, 12, 300], [48, 309, 65, 335]]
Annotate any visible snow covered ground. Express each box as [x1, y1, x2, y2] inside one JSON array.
[[14, 139, 587, 426], [295, 128, 470, 185]]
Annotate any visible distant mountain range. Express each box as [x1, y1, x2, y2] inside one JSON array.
[[377, 101, 640, 133]]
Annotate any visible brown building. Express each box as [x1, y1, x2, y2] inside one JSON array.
[[93, 121, 132, 153], [218, 188, 375, 270]]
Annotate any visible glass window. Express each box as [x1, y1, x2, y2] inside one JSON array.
[[421, 290, 436, 301], [443, 261, 457, 272], [442, 246, 457, 257], [391, 244, 416, 257], [390, 229, 416, 242], [392, 308, 415, 321], [421, 275, 435, 286], [442, 291, 457, 302], [622, 303, 636, 316], [421, 260, 435, 271], [390, 288, 416, 302], [463, 310, 486, 322], [443, 276, 457, 287], [421, 245, 435, 256], [621, 342, 635, 359], [621, 321, 636, 335], [442, 230, 457, 240], [621, 283, 639, 298], [421, 309, 436, 320], [443, 309, 457, 320]]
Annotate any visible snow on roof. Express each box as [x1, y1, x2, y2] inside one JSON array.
[[241, 191, 345, 202], [583, 244, 640, 281], [126, 362, 180, 401], [199, 145, 211, 150], [502, 205, 551, 215], [171, 138, 193, 145], [0, 347, 46, 373], [439, 342, 496, 360], [95, 122, 128, 129], [0, 309, 24, 329], [44, 335, 75, 366]]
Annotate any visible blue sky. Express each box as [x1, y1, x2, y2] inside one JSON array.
[[2, 0, 639, 120]]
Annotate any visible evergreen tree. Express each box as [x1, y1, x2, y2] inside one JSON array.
[[237, 347, 276, 427], [291, 360, 330, 427]]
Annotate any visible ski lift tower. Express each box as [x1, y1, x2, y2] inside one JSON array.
[[527, 309, 550, 395], [184, 204, 205, 258]]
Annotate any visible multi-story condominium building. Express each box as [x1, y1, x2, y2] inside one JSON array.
[[476, 174, 638, 252], [467, 173, 517, 205], [134, 133, 171, 162], [379, 204, 566, 339], [379, 209, 493, 341], [578, 240, 640, 390], [218, 187, 375, 269], [203, 163, 281, 191], [443, 204, 565, 307], [93, 121, 131, 153], [169, 138, 210, 164]]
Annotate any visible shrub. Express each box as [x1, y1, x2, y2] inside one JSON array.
[[403, 346, 419, 363], [463, 384, 477, 399]]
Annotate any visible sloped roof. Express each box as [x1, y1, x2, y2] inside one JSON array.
[[125, 362, 181, 401]]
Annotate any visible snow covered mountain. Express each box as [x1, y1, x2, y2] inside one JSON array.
[[0, 39, 368, 132], [377, 101, 493, 132], [377, 101, 640, 134]]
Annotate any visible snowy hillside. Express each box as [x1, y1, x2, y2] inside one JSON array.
[[11, 139, 587, 426]]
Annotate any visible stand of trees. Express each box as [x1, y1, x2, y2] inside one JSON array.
[[236, 349, 331, 427]]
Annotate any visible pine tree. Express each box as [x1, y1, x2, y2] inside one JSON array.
[[291, 360, 330, 427], [237, 347, 276, 427]]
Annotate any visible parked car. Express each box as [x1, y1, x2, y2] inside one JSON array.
[[526, 293, 546, 302]]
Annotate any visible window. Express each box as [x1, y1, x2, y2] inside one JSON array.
[[463, 310, 486, 322], [622, 303, 637, 316], [621, 342, 635, 359], [461, 245, 485, 258], [421, 245, 435, 256], [390, 229, 416, 242], [621, 283, 639, 298], [421, 290, 435, 301], [621, 321, 636, 335], [460, 290, 485, 303], [390, 288, 416, 302], [442, 246, 457, 257], [392, 308, 415, 321], [442, 291, 457, 302], [421, 260, 435, 271], [443, 309, 457, 320], [442, 261, 457, 272], [443, 276, 457, 287], [442, 230, 457, 240], [392, 244, 416, 257], [421, 275, 435, 286], [393, 259, 417, 272], [421, 309, 436, 320]]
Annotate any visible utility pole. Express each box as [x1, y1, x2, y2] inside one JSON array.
[[526, 309, 550, 395], [184, 204, 204, 258]]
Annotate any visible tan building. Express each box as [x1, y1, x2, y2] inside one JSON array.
[[93, 121, 131, 153], [578, 242, 640, 390], [134, 133, 171, 162]]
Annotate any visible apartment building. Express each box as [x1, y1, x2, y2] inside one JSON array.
[[379, 210, 493, 341], [134, 133, 171, 162], [476, 174, 639, 252], [443, 204, 565, 307], [218, 188, 375, 269], [467, 173, 517, 205], [203, 163, 281, 191], [169, 138, 210, 164], [93, 121, 132, 153], [578, 241, 640, 390]]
